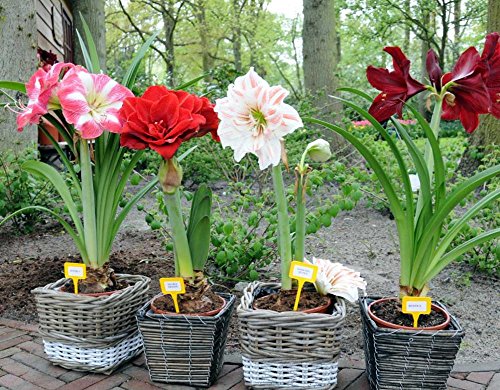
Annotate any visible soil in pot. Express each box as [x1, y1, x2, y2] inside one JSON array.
[[370, 299, 447, 328], [253, 288, 331, 313], [151, 285, 225, 315]]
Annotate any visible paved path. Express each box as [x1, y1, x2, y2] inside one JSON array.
[[0, 318, 498, 389]]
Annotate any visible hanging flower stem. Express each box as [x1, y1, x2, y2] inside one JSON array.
[[271, 164, 292, 290]]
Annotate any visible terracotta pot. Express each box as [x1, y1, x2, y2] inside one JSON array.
[[252, 291, 333, 314], [38, 119, 59, 145], [368, 297, 451, 330], [150, 293, 226, 317]]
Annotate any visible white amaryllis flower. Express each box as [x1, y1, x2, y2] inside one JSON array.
[[305, 257, 367, 303], [214, 67, 303, 170]]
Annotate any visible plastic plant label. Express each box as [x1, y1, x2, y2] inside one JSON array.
[[289, 261, 318, 311], [64, 262, 86, 294], [160, 277, 185, 313], [402, 296, 432, 328]]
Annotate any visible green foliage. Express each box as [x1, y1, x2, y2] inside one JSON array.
[[307, 93, 500, 295], [0, 148, 56, 233], [187, 184, 212, 270]]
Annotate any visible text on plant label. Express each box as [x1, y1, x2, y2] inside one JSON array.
[[289, 261, 318, 283], [160, 277, 185, 295]]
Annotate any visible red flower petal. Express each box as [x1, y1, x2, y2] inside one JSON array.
[[367, 66, 407, 94], [426, 49, 443, 91], [450, 47, 481, 81]]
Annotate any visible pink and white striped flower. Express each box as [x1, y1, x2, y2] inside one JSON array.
[[16, 62, 73, 132], [58, 68, 133, 139], [214, 67, 303, 170], [305, 257, 366, 303]]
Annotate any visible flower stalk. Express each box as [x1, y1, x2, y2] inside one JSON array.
[[271, 164, 292, 290], [79, 139, 98, 268]]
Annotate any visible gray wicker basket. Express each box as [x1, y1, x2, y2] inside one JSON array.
[[237, 281, 346, 389], [136, 292, 235, 387], [359, 296, 465, 390], [32, 274, 151, 373]]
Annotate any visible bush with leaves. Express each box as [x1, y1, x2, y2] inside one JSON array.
[[0, 147, 57, 233]]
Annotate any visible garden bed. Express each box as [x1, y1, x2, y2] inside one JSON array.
[[0, 203, 498, 364]]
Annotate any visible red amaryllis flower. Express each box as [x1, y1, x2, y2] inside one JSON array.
[[367, 47, 426, 122], [119, 86, 219, 159], [441, 47, 490, 133], [479, 32, 500, 118]]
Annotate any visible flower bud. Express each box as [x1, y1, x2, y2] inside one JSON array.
[[306, 139, 332, 162], [158, 158, 183, 194]]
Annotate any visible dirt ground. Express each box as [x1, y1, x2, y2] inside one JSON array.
[[0, 201, 498, 365]]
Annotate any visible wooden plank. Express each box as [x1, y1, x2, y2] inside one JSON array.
[[36, 0, 51, 22], [36, 13, 55, 45], [51, 4, 64, 46]]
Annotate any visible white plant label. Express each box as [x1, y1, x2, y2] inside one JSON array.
[[163, 280, 183, 292], [67, 266, 84, 277], [290, 263, 317, 283]]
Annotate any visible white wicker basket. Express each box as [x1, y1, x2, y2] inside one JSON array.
[[42, 331, 143, 373], [242, 356, 338, 389]]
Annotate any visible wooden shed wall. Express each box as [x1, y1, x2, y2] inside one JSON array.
[[36, 0, 73, 62]]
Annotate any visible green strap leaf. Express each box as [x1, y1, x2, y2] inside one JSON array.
[[413, 164, 500, 268], [336, 87, 373, 101], [187, 184, 212, 270], [175, 74, 205, 91], [75, 29, 93, 71], [422, 228, 500, 285], [428, 188, 500, 272], [122, 31, 160, 89], [0, 205, 88, 263], [79, 13, 100, 72], [107, 177, 159, 255], [0, 81, 26, 93], [22, 160, 85, 239]]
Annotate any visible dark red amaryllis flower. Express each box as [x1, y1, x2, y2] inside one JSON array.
[[367, 47, 426, 122], [479, 32, 500, 119], [118, 86, 219, 160], [441, 47, 490, 133]]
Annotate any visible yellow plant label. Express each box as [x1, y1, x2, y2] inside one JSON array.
[[289, 261, 318, 311], [402, 296, 432, 328], [64, 262, 86, 294], [160, 277, 185, 313]]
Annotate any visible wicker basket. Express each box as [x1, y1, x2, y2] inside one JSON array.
[[32, 274, 150, 373], [136, 292, 235, 387], [359, 296, 465, 390], [42, 331, 143, 373], [237, 281, 346, 390]]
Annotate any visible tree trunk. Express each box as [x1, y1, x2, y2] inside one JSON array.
[[194, 0, 213, 78], [403, 0, 410, 52], [162, 7, 176, 86], [453, 0, 461, 62], [302, 0, 344, 147], [0, 1, 38, 151], [232, 0, 242, 73], [69, 0, 106, 71], [458, 0, 500, 174]]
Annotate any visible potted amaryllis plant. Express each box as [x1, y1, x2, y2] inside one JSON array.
[[0, 26, 158, 373], [121, 85, 235, 387], [215, 68, 366, 389], [307, 32, 500, 389]]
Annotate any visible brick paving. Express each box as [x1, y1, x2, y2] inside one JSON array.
[[0, 319, 498, 389]]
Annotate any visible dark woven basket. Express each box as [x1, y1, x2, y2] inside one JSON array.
[[359, 296, 464, 390], [33, 274, 151, 344], [136, 292, 235, 387]]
